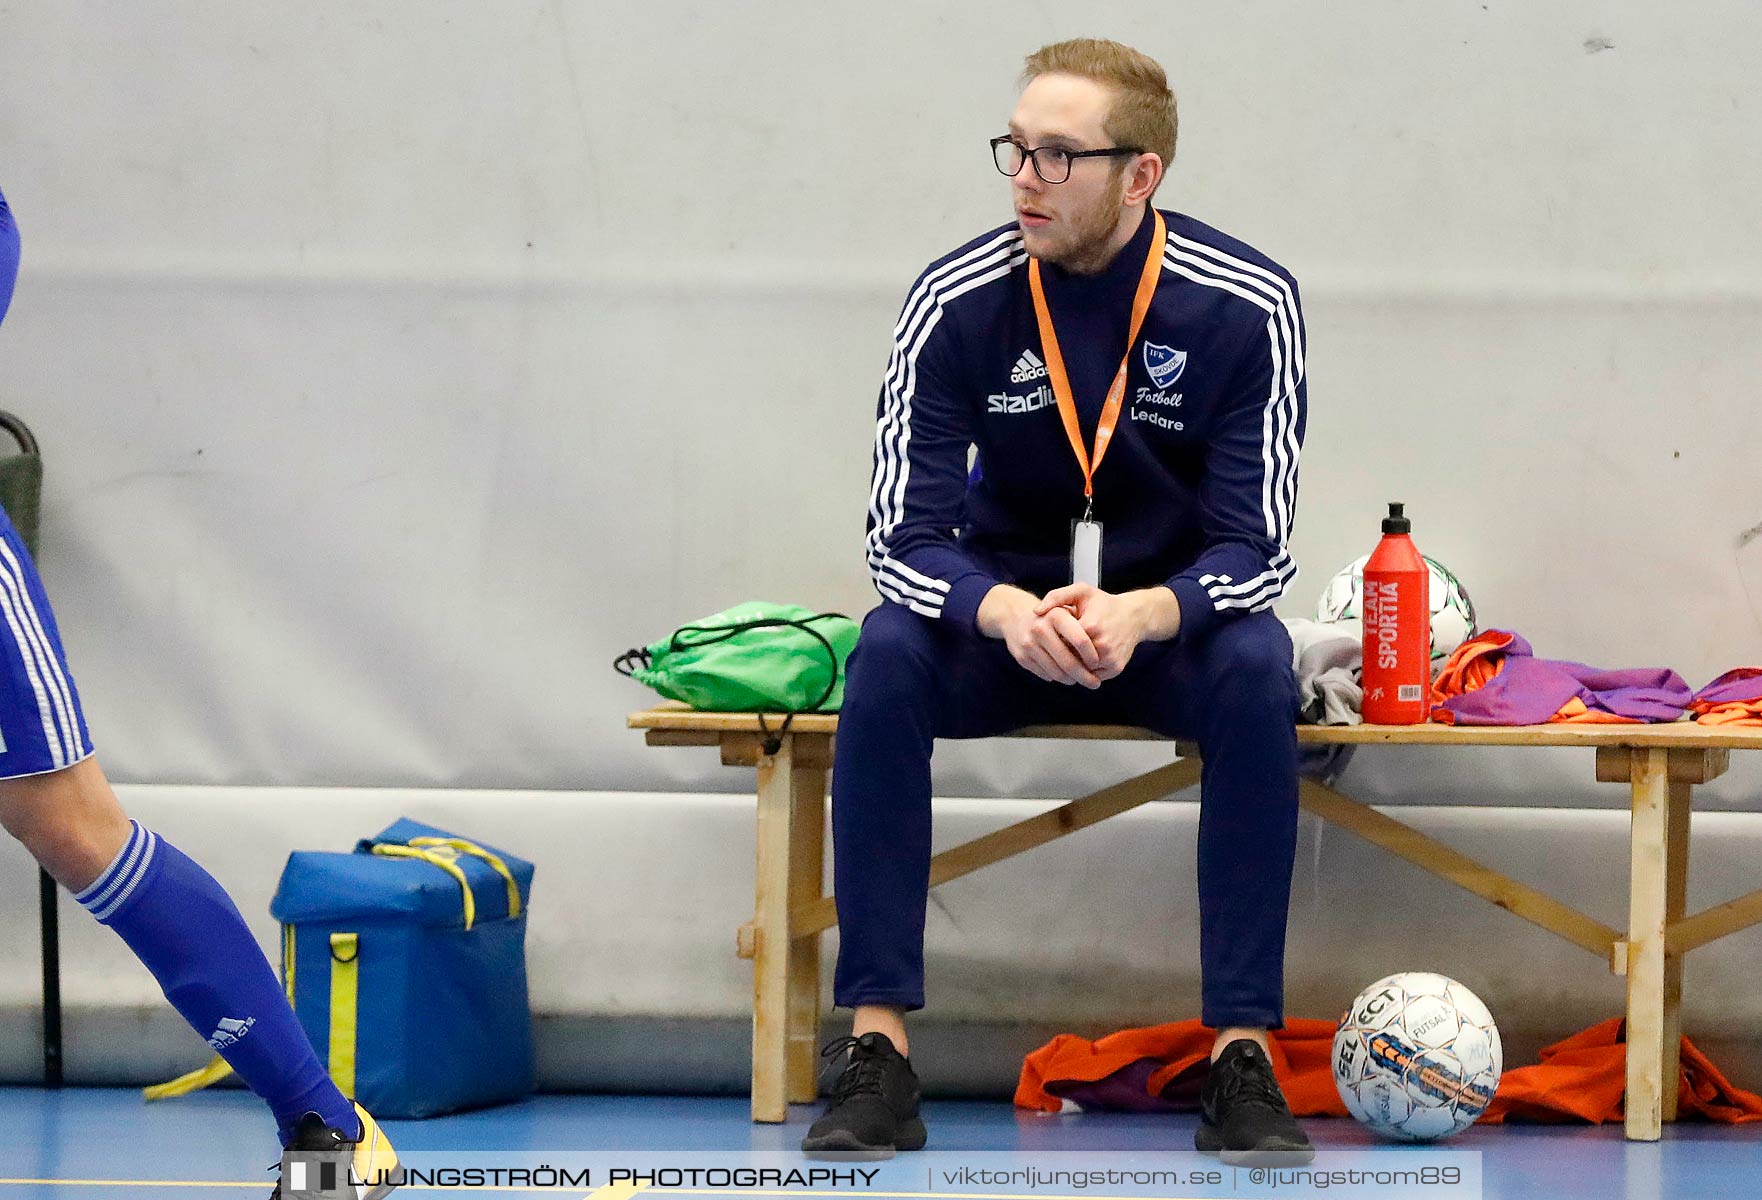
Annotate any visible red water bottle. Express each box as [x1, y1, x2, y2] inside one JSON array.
[[1361, 502, 1431, 725]]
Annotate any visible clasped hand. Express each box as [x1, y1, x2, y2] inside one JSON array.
[[979, 582, 1176, 689]]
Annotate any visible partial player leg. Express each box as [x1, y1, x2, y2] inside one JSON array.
[[0, 517, 392, 1188], [829, 601, 1087, 1017], [1112, 610, 1312, 1162], [808, 601, 1082, 1156], [0, 757, 360, 1144]]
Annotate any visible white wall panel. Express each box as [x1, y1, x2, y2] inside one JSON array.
[[2, 3, 1757, 793]]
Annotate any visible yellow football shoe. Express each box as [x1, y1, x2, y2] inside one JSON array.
[[270, 1102, 403, 1199]]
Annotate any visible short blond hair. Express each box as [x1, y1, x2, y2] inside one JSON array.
[[1022, 39, 1178, 180]]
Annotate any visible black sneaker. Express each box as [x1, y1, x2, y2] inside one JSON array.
[[800, 1032, 927, 1158], [269, 1102, 404, 1199], [1194, 1039, 1315, 1165]]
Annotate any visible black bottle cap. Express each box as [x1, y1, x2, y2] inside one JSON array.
[[1382, 502, 1411, 534]]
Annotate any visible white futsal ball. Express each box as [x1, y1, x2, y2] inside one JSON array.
[[1333, 972, 1503, 1142], [1316, 555, 1478, 666]]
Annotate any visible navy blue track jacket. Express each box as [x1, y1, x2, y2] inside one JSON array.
[[864, 206, 1307, 644]]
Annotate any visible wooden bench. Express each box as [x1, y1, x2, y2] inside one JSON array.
[[629, 702, 1762, 1140]]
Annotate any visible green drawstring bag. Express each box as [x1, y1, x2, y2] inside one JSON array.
[[614, 601, 858, 714]]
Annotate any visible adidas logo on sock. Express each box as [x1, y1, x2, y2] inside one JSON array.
[[207, 1015, 256, 1050], [1010, 348, 1047, 383]]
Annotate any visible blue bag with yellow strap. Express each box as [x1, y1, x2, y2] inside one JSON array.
[[268, 818, 536, 1118]]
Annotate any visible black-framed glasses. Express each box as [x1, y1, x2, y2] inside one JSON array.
[[990, 136, 1142, 184]]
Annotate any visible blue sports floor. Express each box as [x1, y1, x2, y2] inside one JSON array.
[[0, 1088, 1758, 1199]]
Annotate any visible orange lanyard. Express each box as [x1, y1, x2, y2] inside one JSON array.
[[1027, 209, 1166, 519]]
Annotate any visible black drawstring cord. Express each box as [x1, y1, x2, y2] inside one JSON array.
[[612, 647, 652, 677], [756, 711, 794, 757]]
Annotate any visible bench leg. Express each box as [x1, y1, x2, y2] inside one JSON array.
[[1625, 748, 1669, 1141], [786, 762, 828, 1105], [750, 737, 798, 1123], [1660, 775, 1691, 1123]]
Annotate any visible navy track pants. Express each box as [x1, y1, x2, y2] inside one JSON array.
[[830, 600, 1300, 1030]]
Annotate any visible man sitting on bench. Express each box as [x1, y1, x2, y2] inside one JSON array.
[[805, 38, 1311, 1163]]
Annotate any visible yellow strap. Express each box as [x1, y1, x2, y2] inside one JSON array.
[[282, 922, 296, 1003], [370, 844, 477, 929], [328, 932, 359, 1099], [142, 1053, 233, 1101], [407, 836, 523, 919]]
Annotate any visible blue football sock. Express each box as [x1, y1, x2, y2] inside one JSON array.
[[74, 821, 360, 1145]]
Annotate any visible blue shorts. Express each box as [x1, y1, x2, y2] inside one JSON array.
[[0, 513, 92, 778]]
